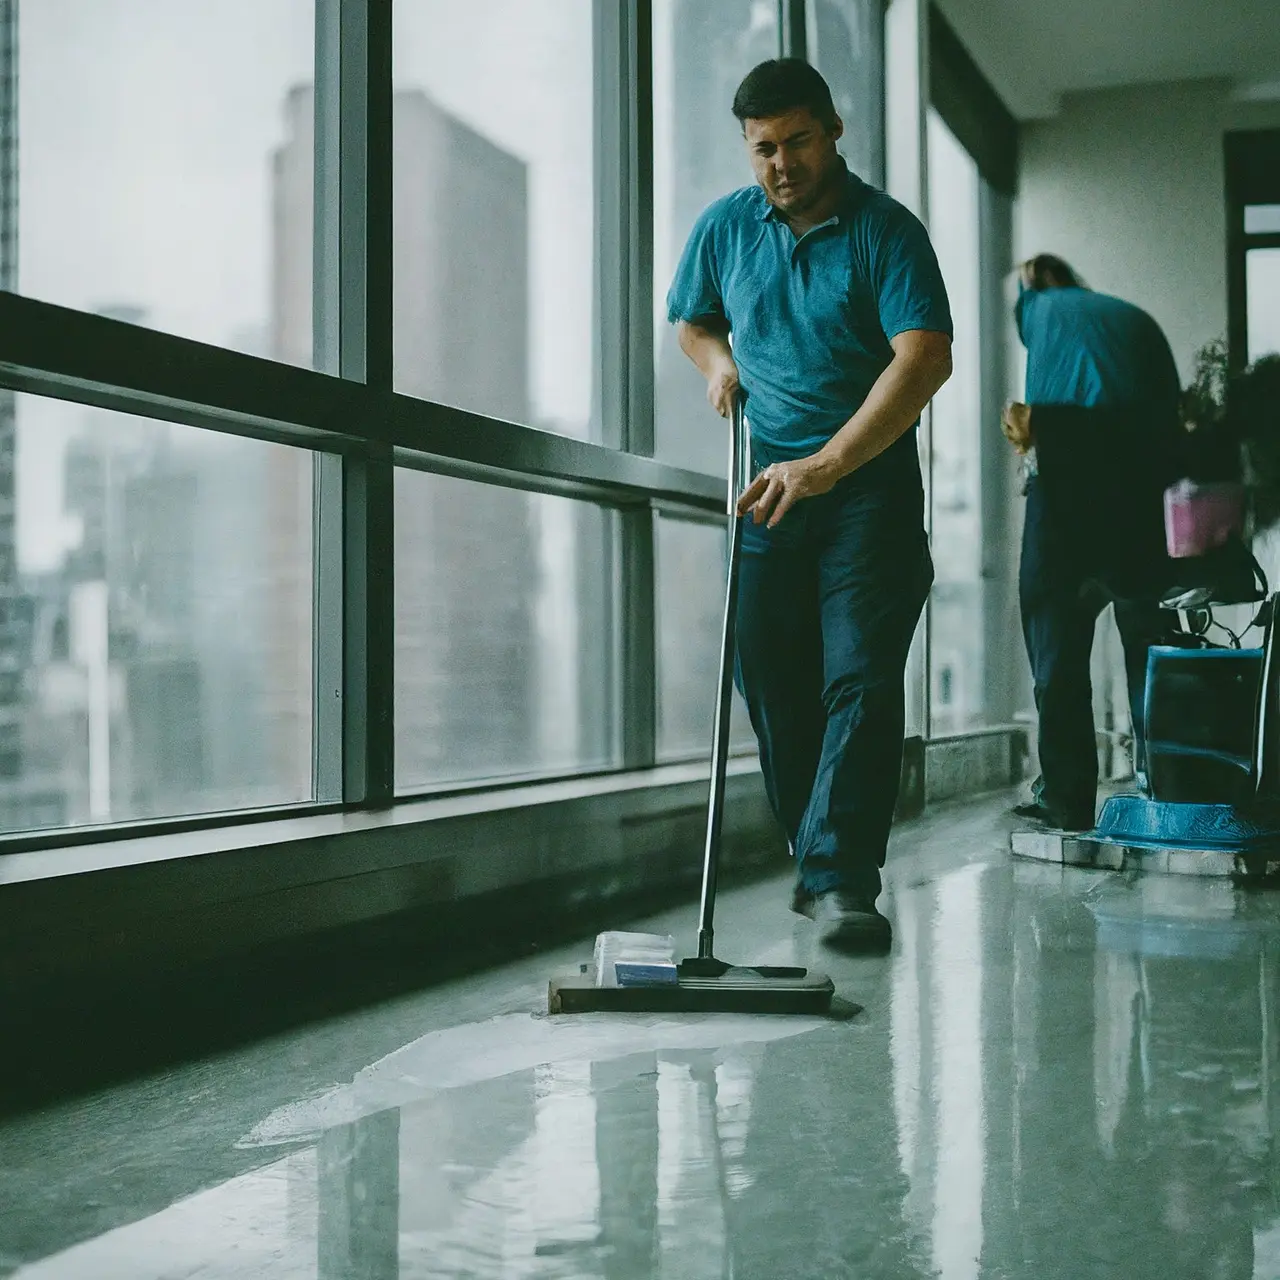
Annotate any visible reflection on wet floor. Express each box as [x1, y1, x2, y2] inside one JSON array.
[[6, 794, 1280, 1277]]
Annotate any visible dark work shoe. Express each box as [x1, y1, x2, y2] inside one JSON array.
[[1012, 801, 1093, 832], [790, 881, 816, 919], [812, 891, 892, 955]]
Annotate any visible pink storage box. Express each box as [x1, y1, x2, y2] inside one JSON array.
[[1163, 479, 1246, 558]]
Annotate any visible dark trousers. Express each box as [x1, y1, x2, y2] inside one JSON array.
[[1020, 478, 1176, 820], [734, 478, 933, 903]]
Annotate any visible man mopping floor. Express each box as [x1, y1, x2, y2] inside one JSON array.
[[665, 58, 953, 953]]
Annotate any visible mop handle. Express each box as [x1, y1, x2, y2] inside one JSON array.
[[695, 393, 749, 960]]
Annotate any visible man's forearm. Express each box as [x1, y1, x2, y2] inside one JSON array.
[[677, 319, 734, 378], [815, 346, 952, 482]]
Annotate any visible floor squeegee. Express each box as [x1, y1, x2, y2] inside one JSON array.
[[548, 395, 836, 1016]]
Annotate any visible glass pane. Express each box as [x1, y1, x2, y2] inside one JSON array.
[[10, 1, 314, 363], [925, 111, 984, 736], [655, 515, 755, 760], [653, 0, 779, 477], [806, 0, 885, 186], [1247, 248, 1280, 363], [1245, 204, 1280, 235], [0, 391, 314, 832], [391, 1, 597, 440], [394, 472, 616, 789]]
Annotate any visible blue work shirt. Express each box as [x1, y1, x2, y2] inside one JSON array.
[[1016, 286, 1181, 421], [666, 164, 952, 484]]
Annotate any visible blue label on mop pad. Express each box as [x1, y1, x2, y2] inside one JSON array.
[[615, 961, 680, 987]]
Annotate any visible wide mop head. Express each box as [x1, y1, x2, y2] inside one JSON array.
[[548, 930, 835, 1016]]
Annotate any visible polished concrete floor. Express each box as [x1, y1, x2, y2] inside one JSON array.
[[4, 792, 1280, 1278]]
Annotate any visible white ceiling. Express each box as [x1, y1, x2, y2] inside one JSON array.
[[935, 0, 1280, 119]]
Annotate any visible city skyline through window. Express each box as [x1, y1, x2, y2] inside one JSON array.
[[393, 0, 595, 439], [14, 0, 313, 575]]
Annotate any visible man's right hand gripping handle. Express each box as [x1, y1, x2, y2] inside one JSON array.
[[676, 319, 740, 420], [706, 359, 741, 419]]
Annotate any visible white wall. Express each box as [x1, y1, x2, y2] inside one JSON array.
[[1015, 79, 1280, 761], [1015, 77, 1280, 384]]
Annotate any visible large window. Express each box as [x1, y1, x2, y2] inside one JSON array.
[[0, 392, 315, 832], [394, 471, 617, 791], [655, 514, 754, 760], [1244, 200, 1280, 363], [13, 0, 314, 364], [0, 0, 926, 852], [925, 109, 984, 736], [391, 1, 597, 441]]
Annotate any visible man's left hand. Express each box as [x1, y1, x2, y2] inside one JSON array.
[[736, 454, 838, 527], [1002, 401, 1032, 454]]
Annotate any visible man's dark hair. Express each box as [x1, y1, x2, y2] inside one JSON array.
[[1023, 253, 1086, 291], [732, 59, 838, 131]]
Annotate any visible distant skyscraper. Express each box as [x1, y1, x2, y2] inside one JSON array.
[[392, 91, 529, 422], [57, 411, 310, 819], [59, 423, 202, 818], [270, 84, 313, 375], [272, 86, 552, 785], [263, 87, 319, 799]]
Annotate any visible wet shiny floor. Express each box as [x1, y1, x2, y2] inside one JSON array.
[[5, 792, 1280, 1278]]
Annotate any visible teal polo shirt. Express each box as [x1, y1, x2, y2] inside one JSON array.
[[1016, 286, 1182, 423], [666, 164, 952, 485]]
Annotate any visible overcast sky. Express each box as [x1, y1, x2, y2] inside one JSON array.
[[14, 0, 591, 572]]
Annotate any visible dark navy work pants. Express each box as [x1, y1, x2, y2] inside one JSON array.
[[734, 476, 933, 903], [1019, 477, 1176, 820]]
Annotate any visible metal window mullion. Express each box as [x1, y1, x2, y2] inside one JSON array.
[[342, 441, 394, 803], [978, 180, 1014, 727], [867, 0, 888, 188], [323, 0, 395, 806], [919, 78, 933, 735], [595, 1, 657, 768], [916, 0, 934, 738], [626, 0, 655, 458], [0, 0, 15, 294], [592, 0, 655, 771], [312, 1, 343, 803], [593, 1, 627, 451], [886, 0, 931, 735], [620, 505, 657, 770], [1227, 201, 1248, 375], [620, 0, 657, 769], [779, 0, 807, 59]]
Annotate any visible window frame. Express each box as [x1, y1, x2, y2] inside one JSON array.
[[0, 0, 733, 852], [0, 0, 972, 858], [1226, 130, 1280, 373]]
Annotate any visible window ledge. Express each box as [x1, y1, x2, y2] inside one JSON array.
[[0, 757, 761, 888]]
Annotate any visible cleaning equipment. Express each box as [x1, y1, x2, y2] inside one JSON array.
[[549, 395, 836, 1016]]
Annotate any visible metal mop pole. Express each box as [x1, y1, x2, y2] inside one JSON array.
[[696, 394, 750, 962]]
